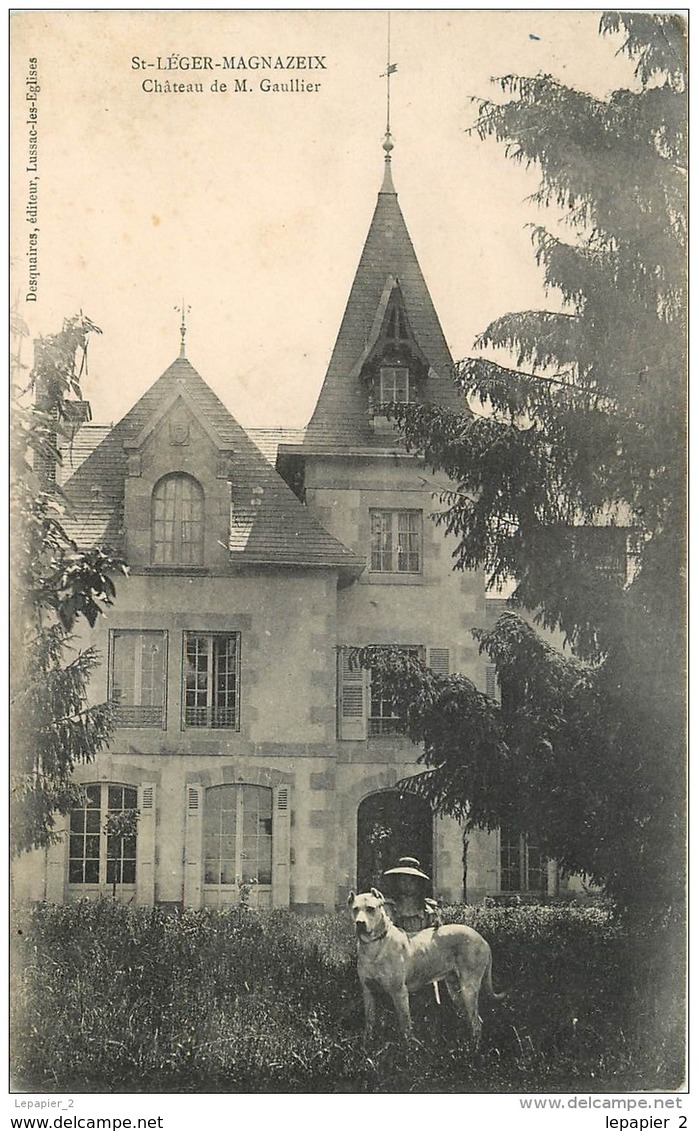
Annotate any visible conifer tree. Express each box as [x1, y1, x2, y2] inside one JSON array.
[[11, 316, 127, 856], [370, 14, 687, 917]]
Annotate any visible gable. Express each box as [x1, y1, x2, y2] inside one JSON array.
[[60, 356, 362, 577], [346, 276, 431, 384], [126, 394, 232, 486], [125, 383, 232, 456]]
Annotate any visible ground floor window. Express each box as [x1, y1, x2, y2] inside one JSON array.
[[203, 784, 272, 889], [500, 828, 548, 894], [68, 783, 138, 886]]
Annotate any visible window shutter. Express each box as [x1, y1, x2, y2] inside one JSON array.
[[337, 648, 367, 740], [183, 784, 203, 909], [428, 648, 450, 676], [485, 664, 499, 701], [46, 815, 68, 902], [272, 783, 291, 908], [136, 782, 156, 907]]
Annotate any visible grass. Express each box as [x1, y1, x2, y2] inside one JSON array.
[[10, 900, 685, 1093]]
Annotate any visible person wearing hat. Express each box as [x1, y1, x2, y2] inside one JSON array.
[[382, 856, 442, 935]]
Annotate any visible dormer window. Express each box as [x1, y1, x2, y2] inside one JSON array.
[[379, 366, 413, 406], [358, 282, 426, 431], [152, 473, 204, 565]]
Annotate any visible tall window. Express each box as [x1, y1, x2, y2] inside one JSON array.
[[379, 366, 412, 406], [500, 828, 548, 894], [369, 667, 401, 735], [338, 645, 447, 740], [370, 509, 422, 573], [571, 527, 629, 586], [369, 646, 421, 736], [110, 630, 166, 727], [184, 632, 239, 729], [69, 783, 138, 886], [152, 473, 204, 565], [203, 784, 272, 887]]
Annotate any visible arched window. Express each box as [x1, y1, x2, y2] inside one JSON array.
[[152, 473, 204, 565], [356, 789, 433, 893], [203, 784, 273, 891]]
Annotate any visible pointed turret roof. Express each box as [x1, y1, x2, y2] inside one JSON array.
[[60, 356, 362, 575], [301, 155, 465, 453]]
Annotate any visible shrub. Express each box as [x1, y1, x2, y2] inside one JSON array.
[[10, 900, 684, 1093]]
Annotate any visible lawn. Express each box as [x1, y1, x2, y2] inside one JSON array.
[[10, 900, 684, 1093]]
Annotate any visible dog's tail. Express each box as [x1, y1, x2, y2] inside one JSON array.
[[483, 949, 507, 1002]]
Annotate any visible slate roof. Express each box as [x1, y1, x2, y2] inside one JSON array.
[[247, 427, 307, 464], [301, 157, 466, 454], [58, 426, 112, 483], [59, 357, 362, 574], [58, 424, 307, 475]]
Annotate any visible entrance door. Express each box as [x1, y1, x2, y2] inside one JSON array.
[[357, 790, 433, 892]]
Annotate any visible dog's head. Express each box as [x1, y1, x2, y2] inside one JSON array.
[[347, 888, 388, 940]]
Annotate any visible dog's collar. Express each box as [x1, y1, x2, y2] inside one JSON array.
[[358, 927, 389, 945]]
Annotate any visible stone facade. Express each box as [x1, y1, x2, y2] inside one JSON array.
[[13, 151, 582, 912]]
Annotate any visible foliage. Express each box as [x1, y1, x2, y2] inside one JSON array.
[[383, 14, 686, 917], [11, 315, 128, 855], [10, 901, 683, 1092], [104, 810, 140, 899]]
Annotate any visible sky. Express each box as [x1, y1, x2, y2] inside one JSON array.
[[10, 10, 640, 429]]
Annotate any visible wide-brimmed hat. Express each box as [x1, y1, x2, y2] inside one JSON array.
[[383, 856, 431, 881]]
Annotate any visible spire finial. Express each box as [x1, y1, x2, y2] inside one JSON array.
[[174, 300, 190, 358], [379, 14, 398, 193], [380, 13, 397, 163]]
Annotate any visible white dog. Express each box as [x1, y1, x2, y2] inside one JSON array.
[[348, 888, 504, 1045]]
